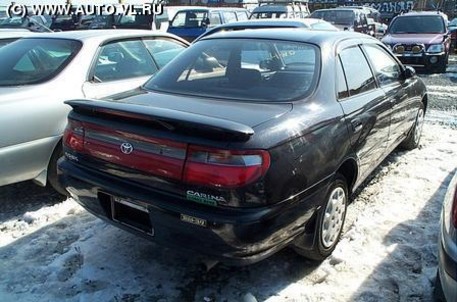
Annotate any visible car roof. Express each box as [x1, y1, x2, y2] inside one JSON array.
[[396, 11, 446, 17], [195, 19, 337, 41], [0, 29, 36, 38], [17, 29, 188, 44], [199, 27, 372, 45], [208, 18, 322, 29]]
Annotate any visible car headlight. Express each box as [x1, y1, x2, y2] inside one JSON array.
[[427, 44, 444, 53]]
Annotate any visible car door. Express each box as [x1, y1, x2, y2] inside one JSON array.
[[82, 37, 186, 99], [361, 43, 414, 151], [336, 43, 392, 186]]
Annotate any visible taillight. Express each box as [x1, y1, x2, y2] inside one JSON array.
[[63, 119, 85, 152], [452, 185, 457, 228], [183, 145, 270, 188]]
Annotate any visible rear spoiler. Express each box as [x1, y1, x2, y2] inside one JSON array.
[[65, 99, 254, 142]]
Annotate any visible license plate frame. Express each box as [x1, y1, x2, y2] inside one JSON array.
[[111, 195, 154, 236]]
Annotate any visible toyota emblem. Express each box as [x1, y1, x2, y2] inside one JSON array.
[[120, 142, 134, 155]]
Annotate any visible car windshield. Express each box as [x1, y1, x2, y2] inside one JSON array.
[[311, 10, 354, 26], [0, 38, 82, 86], [449, 18, 457, 27], [144, 38, 319, 102], [389, 15, 445, 34]]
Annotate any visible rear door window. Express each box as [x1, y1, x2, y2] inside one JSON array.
[[339, 46, 376, 96], [93, 40, 157, 82], [144, 38, 187, 69]]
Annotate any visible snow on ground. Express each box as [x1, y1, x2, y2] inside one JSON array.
[[0, 121, 456, 302]]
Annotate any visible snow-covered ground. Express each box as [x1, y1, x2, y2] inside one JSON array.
[[0, 124, 456, 302]]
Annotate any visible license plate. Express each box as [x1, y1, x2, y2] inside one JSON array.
[[111, 196, 154, 235]]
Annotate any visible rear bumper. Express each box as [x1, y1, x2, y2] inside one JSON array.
[[58, 159, 327, 265]]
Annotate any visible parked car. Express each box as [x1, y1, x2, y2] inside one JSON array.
[[250, 0, 310, 19], [167, 7, 250, 42], [89, 15, 119, 29], [381, 11, 451, 73], [196, 18, 338, 40], [0, 14, 53, 32], [0, 30, 189, 194], [309, 7, 371, 34], [435, 170, 457, 302], [449, 17, 457, 53], [0, 8, 6, 23], [0, 29, 34, 47], [116, 6, 170, 31], [58, 29, 427, 265]]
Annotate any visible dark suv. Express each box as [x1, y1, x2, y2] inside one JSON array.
[[382, 11, 450, 73], [309, 7, 371, 34]]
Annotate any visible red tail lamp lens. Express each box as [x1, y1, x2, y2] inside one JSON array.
[[183, 146, 270, 188], [63, 119, 85, 152]]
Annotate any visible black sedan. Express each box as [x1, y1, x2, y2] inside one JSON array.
[[58, 29, 427, 265]]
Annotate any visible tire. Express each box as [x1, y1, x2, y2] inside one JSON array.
[[294, 173, 348, 261], [47, 142, 69, 196], [400, 103, 425, 150], [437, 61, 447, 73], [434, 270, 446, 302]]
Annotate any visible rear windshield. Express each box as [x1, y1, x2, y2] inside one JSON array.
[[310, 10, 355, 26], [0, 38, 81, 86], [144, 38, 319, 102], [389, 15, 445, 34]]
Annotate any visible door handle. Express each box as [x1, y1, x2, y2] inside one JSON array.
[[351, 119, 363, 133]]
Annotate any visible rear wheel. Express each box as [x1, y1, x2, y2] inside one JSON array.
[[400, 103, 425, 150], [294, 174, 348, 261]]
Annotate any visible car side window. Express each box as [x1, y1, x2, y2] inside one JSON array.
[[336, 56, 349, 99], [143, 39, 187, 69], [209, 12, 222, 25], [222, 11, 237, 23], [93, 39, 157, 82], [339, 46, 376, 97], [236, 11, 249, 21], [362, 44, 402, 87]]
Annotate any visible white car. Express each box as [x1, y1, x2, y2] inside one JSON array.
[[0, 29, 188, 194], [0, 29, 34, 47]]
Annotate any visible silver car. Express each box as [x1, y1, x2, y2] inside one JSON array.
[[435, 170, 457, 301], [0, 29, 34, 47], [0, 29, 188, 194]]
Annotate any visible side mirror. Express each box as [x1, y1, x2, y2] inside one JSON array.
[[404, 65, 416, 78]]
